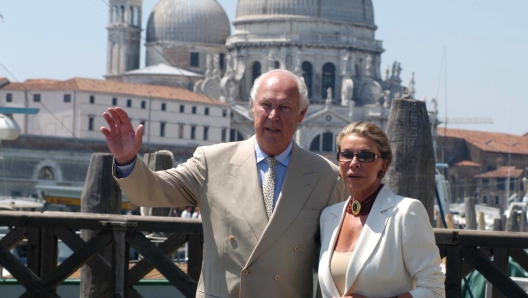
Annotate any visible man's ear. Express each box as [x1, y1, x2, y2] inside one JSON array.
[[298, 107, 308, 123]]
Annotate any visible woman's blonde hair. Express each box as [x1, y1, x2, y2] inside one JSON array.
[[336, 121, 392, 163]]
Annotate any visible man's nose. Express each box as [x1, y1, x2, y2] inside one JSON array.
[[268, 108, 279, 119]]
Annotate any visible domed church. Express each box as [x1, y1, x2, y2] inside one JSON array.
[[104, 0, 412, 158]]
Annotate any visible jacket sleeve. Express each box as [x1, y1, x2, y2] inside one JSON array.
[[114, 147, 207, 208], [402, 199, 446, 298]]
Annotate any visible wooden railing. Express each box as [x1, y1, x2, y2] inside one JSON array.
[[1, 212, 528, 297], [436, 229, 528, 297], [0, 211, 203, 298]]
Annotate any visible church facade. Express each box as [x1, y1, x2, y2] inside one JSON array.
[[105, 0, 413, 159]]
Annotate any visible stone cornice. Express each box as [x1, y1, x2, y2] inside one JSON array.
[[233, 15, 377, 30]]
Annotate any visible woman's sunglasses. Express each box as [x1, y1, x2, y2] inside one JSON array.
[[337, 151, 382, 163]]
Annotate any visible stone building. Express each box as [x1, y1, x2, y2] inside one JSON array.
[[0, 78, 230, 147], [102, 0, 412, 160], [435, 128, 528, 211]]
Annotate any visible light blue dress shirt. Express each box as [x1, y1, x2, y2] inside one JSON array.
[[115, 140, 293, 209], [255, 140, 292, 209]]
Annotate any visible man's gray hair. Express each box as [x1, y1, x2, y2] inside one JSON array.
[[249, 69, 309, 109]]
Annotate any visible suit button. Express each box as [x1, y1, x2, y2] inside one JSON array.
[[294, 246, 300, 252], [274, 275, 280, 281], [242, 269, 249, 276], [228, 235, 235, 242]]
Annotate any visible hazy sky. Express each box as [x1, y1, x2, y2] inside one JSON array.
[[1, 0, 526, 135]]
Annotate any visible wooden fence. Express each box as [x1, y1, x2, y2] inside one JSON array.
[[0, 211, 203, 298], [1, 211, 528, 297]]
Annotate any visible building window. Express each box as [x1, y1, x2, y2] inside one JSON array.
[[230, 129, 244, 142], [64, 94, 71, 103], [141, 101, 146, 109], [204, 107, 209, 115], [180, 105, 185, 113], [482, 179, 489, 188], [178, 124, 184, 139], [495, 196, 500, 205], [302, 62, 313, 100], [88, 116, 94, 131], [496, 178, 506, 190], [33, 94, 41, 102], [38, 166, 55, 180], [190, 52, 199, 67], [309, 132, 335, 152], [112, 97, 117, 106], [322, 63, 336, 100], [252, 62, 261, 84], [222, 109, 227, 117], [274, 61, 280, 69], [192, 106, 197, 114], [6, 93, 12, 102], [203, 126, 209, 140], [221, 128, 227, 142], [161, 103, 166, 111], [482, 195, 488, 204], [160, 122, 165, 137], [90, 95, 95, 104], [191, 126, 196, 140], [127, 99, 132, 108], [510, 178, 516, 191], [219, 53, 225, 69]]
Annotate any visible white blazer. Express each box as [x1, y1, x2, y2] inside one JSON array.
[[318, 186, 445, 298]]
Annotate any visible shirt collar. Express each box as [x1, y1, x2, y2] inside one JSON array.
[[255, 139, 293, 166]]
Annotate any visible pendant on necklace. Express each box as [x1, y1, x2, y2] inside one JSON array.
[[347, 200, 361, 215]]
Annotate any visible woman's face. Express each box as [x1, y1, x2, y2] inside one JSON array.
[[338, 133, 390, 199]]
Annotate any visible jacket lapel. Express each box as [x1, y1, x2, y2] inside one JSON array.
[[343, 186, 396, 295], [245, 143, 320, 267], [227, 136, 268, 241]]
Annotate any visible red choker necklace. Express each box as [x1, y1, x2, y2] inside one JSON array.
[[346, 184, 384, 216]]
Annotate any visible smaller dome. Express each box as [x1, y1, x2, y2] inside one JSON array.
[[146, 0, 231, 45]]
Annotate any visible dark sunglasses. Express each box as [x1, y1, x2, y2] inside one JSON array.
[[337, 151, 382, 163]]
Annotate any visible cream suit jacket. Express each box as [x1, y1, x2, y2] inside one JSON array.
[[114, 136, 348, 298], [318, 186, 445, 298]]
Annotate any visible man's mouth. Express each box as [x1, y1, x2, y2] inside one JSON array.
[[265, 128, 281, 133]]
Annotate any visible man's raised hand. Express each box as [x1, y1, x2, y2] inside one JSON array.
[[100, 107, 144, 165]]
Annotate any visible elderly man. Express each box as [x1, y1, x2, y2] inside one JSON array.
[[101, 69, 347, 298]]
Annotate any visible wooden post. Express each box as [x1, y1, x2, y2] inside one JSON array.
[[506, 210, 519, 232], [143, 150, 174, 217], [385, 98, 436, 224], [80, 153, 123, 298], [477, 211, 486, 230], [464, 197, 477, 230], [520, 206, 528, 232], [493, 218, 502, 231]]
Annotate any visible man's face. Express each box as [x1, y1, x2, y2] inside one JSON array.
[[251, 72, 307, 157]]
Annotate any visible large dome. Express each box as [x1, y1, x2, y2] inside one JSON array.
[[146, 0, 231, 45], [235, 0, 375, 25]]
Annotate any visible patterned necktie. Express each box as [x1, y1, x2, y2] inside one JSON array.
[[263, 157, 277, 218]]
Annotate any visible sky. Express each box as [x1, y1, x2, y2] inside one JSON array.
[[0, 0, 527, 135]]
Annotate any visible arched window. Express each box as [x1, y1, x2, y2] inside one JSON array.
[[274, 61, 280, 69], [252, 62, 261, 84], [482, 195, 488, 204], [129, 6, 134, 25], [302, 62, 313, 100], [134, 7, 140, 26], [230, 129, 244, 142], [309, 132, 336, 152], [120, 6, 125, 23], [111, 6, 118, 24], [38, 167, 55, 180], [322, 63, 336, 100]]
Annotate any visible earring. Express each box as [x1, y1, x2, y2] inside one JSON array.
[[378, 171, 385, 179]]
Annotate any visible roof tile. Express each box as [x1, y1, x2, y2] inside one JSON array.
[[437, 128, 528, 155], [1, 77, 227, 106]]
